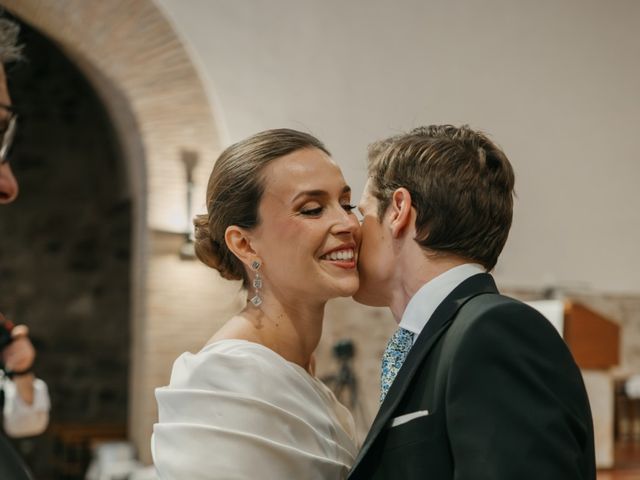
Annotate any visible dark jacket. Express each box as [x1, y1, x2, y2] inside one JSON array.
[[349, 273, 596, 480]]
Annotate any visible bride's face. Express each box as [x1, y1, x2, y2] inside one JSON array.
[[250, 147, 360, 304]]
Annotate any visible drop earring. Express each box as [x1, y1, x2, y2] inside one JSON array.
[[250, 259, 263, 307]]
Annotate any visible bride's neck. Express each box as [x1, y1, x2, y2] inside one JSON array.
[[241, 294, 325, 371]]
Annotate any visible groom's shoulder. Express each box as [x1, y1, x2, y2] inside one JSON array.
[[455, 291, 562, 341], [463, 290, 535, 317]]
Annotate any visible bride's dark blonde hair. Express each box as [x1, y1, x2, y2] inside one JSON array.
[[194, 129, 329, 287]]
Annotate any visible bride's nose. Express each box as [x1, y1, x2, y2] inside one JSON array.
[[330, 206, 360, 238]]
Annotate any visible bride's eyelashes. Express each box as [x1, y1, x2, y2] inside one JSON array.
[[299, 203, 357, 217], [343, 204, 357, 213], [299, 204, 323, 216]]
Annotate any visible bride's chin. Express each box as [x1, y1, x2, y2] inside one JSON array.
[[312, 269, 359, 299], [334, 277, 360, 297]]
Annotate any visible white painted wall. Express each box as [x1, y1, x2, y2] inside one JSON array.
[[155, 0, 640, 294]]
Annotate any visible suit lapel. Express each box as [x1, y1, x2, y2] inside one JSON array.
[[351, 273, 498, 472]]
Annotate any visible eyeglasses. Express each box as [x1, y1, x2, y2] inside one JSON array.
[[0, 103, 18, 165]]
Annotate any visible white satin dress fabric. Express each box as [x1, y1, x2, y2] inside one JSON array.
[[152, 339, 357, 479]]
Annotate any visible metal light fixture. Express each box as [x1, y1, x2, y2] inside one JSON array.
[[179, 149, 198, 260]]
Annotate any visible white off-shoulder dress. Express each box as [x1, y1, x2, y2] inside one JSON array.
[[152, 339, 358, 480]]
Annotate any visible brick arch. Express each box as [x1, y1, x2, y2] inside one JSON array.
[[1, 0, 223, 231], [1, 0, 230, 462]]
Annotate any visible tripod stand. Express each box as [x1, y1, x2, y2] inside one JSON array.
[[321, 339, 370, 437]]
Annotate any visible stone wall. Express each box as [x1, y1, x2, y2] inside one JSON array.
[[505, 288, 640, 373], [0, 21, 131, 477], [0, 0, 228, 467]]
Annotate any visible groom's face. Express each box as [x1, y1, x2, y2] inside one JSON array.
[[353, 180, 394, 307]]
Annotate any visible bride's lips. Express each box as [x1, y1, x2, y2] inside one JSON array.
[[319, 243, 357, 270]]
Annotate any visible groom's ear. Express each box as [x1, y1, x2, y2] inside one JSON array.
[[389, 187, 414, 239]]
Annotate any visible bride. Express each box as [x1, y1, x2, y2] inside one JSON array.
[[152, 129, 361, 479]]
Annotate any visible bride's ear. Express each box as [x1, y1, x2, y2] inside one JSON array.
[[225, 225, 257, 268]]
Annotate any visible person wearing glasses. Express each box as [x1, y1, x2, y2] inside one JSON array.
[[0, 92, 18, 203], [0, 17, 50, 441]]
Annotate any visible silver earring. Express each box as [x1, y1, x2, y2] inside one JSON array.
[[250, 260, 263, 307]]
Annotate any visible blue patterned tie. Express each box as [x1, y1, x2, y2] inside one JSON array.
[[380, 327, 415, 403]]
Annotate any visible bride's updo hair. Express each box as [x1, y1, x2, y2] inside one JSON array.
[[194, 128, 330, 287]]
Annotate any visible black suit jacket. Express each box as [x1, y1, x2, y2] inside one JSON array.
[[0, 434, 32, 480], [349, 274, 596, 480]]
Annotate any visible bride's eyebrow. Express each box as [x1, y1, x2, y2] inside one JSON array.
[[291, 185, 351, 203]]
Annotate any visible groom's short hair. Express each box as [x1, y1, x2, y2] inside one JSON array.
[[367, 124, 515, 270]]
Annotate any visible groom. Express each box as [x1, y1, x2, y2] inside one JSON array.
[[349, 125, 596, 479]]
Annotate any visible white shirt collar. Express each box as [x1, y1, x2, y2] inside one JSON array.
[[399, 263, 486, 342]]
